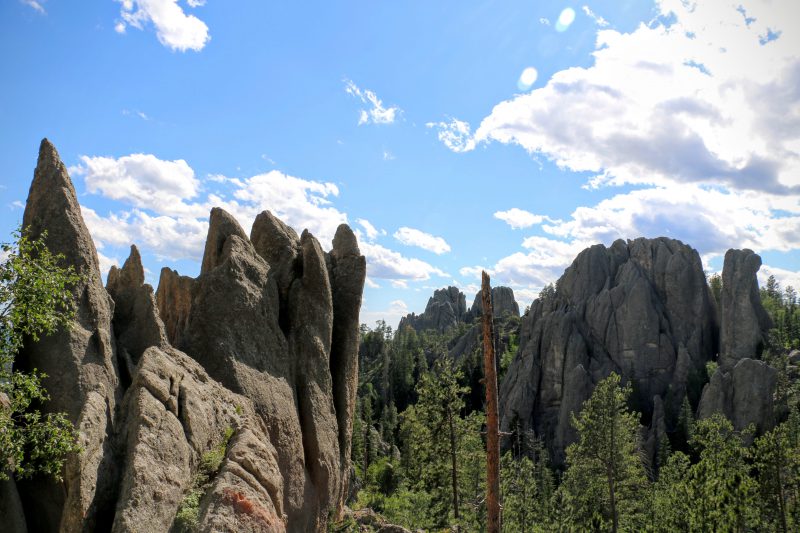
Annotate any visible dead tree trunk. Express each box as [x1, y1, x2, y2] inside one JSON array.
[[482, 271, 501, 533]]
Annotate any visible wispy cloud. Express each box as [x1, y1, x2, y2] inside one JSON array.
[[394, 227, 451, 255], [21, 0, 45, 14], [122, 109, 151, 121], [582, 5, 608, 27], [494, 208, 555, 229], [115, 0, 210, 52], [426, 118, 474, 152], [344, 79, 400, 125]]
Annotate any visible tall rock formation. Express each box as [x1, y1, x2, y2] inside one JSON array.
[[398, 286, 467, 333], [17, 139, 122, 532], [718, 249, 773, 369], [499, 237, 718, 465], [697, 249, 776, 436], [12, 140, 365, 532]]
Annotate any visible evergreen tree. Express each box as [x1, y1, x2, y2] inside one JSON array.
[[687, 414, 758, 531], [753, 410, 800, 532], [651, 451, 692, 532], [560, 373, 649, 532], [406, 356, 469, 528], [500, 434, 555, 532]]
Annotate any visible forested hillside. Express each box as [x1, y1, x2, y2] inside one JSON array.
[[339, 250, 800, 532]]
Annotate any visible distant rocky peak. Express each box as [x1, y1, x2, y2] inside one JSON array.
[[467, 286, 520, 321], [398, 285, 467, 333]]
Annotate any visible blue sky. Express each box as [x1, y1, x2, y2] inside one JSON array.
[[1, 0, 799, 328]]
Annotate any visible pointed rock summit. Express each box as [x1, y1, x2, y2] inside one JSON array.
[[18, 139, 121, 532]]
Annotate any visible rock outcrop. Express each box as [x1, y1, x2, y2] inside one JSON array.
[[499, 237, 719, 465], [465, 286, 520, 322], [718, 249, 773, 369], [398, 286, 467, 333], [17, 139, 122, 532], [697, 359, 777, 439], [696, 249, 776, 436], [12, 140, 365, 532]]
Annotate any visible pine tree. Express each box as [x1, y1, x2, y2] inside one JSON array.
[[687, 414, 758, 531], [651, 451, 692, 532], [559, 372, 649, 532], [406, 356, 469, 529], [753, 410, 800, 532]]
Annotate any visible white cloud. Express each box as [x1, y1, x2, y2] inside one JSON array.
[[344, 79, 400, 125], [582, 5, 609, 27], [393, 227, 451, 255], [186, 0, 205, 6], [426, 118, 474, 152], [382, 149, 395, 161], [116, 0, 210, 52], [494, 208, 552, 229], [231, 170, 345, 246], [539, 17, 550, 26], [759, 265, 800, 291], [361, 241, 448, 281], [360, 299, 409, 330], [21, 0, 45, 14], [81, 206, 208, 262], [438, 0, 800, 195], [357, 218, 382, 241], [365, 277, 380, 289], [73, 153, 201, 217], [96, 250, 120, 280], [539, 185, 800, 256], [122, 109, 150, 120], [10, 200, 24, 210]]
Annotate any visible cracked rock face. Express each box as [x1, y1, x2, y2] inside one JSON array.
[[13, 140, 365, 533], [499, 237, 719, 465]]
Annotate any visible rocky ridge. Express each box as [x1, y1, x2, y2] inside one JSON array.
[[499, 237, 776, 466], [8, 139, 366, 532]]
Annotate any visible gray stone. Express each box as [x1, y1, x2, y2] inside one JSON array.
[[398, 286, 467, 333], [698, 358, 777, 440], [17, 139, 121, 532], [107, 245, 168, 375], [155, 267, 195, 347], [466, 286, 520, 322], [500, 237, 718, 465], [719, 249, 773, 369]]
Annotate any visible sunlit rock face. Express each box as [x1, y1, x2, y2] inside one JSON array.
[[500, 237, 719, 466], [13, 139, 365, 533]]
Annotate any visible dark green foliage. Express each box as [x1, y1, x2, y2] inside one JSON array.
[[761, 275, 800, 352], [0, 228, 82, 481], [687, 414, 758, 531], [753, 410, 800, 532], [559, 373, 649, 532], [500, 432, 555, 532]]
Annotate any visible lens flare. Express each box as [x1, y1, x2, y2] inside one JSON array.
[[517, 67, 539, 91], [555, 7, 576, 32]]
